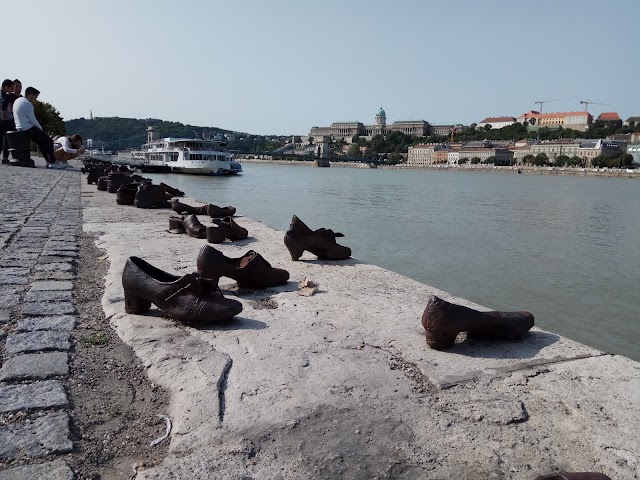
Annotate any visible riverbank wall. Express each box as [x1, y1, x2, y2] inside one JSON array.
[[237, 158, 640, 178], [81, 181, 640, 479]]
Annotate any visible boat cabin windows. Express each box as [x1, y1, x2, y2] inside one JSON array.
[[169, 153, 178, 162]]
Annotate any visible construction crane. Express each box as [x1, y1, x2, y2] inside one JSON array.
[[534, 97, 576, 114], [580, 100, 609, 112]]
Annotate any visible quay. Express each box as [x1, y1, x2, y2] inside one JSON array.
[[1, 158, 639, 478]]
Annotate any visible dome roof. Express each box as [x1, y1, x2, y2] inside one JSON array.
[[377, 107, 386, 117]]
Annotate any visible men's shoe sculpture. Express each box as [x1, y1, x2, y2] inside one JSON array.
[[535, 472, 612, 480], [211, 216, 248, 240], [207, 204, 236, 218], [182, 214, 207, 238], [87, 167, 106, 185], [134, 184, 170, 209], [284, 215, 351, 261], [171, 199, 236, 218], [160, 182, 185, 197], [96, 176, 109, 191], [122, 256, 243, 326], [196, 245, 289, 288], [421, 295, 534, 350], [107, 173, 132, 193], [116, 184, 138, 205]]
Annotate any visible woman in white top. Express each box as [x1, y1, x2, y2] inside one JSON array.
[[53, 134, 86, 166]]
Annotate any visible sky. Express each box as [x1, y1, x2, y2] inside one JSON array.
[[5, 0, 639, 136]]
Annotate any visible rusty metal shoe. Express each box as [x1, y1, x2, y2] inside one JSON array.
[[116, 184, 138, 205], [168, 216, 186, 234], [182, 214, 207, 238], [122, 256, 243, 326], [107, 173, 132, 193], [211, 216, 248, 240], [421, 295, 534, 350], [207, 204, 236, 218], [96, 176, 109, 191], [160, 182, 185, 197], [135, 184, 171, 209], [283, 215, 351, 261], [171, 199, 208, 215], [535, 473, 612, 480], [196, 245, 289, 288], [206, 225, 226, 244]]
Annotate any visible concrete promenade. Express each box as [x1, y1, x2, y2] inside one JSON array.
[[0, 159, 79, 479], [1, 159, 639, 479]]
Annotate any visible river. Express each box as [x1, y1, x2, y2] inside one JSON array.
[[146, 164, 640, 361]]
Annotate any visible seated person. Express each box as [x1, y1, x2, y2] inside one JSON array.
[[53, 134, 86, 164]]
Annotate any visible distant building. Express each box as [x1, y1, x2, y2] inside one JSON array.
[[477, 116, 516, 130], [517, 110, 592, 131], [309, 108, 463, 142], [627, 143, 640, 165], [597, 112, 621, 124], [624, 116, 640, 127]]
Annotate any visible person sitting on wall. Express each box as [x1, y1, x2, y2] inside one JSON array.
[[13, 86, 60, 168], [53, 134, 86, 165]]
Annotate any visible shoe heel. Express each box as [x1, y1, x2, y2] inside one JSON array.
[[286, 245, 304, 261], [124, 290, 152, 314], [425, 329, 458, 350]]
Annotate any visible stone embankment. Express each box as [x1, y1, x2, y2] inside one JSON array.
[[81, 177, 639, 478], [238, 158, 640, 177], [2, 158, 638, 478]]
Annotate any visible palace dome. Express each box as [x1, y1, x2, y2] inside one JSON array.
[[377, 107, 386, 117]]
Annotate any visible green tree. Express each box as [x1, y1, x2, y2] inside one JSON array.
[[555, 155, 569, 167], [459, 157, 469, 164], [482, 156, 496, 164], [347, 143, 362, 157], [483, 124, 493, 132], [533, 153, 549, 166], [470, 157, 481, 165], [34, 101, 65, 135]]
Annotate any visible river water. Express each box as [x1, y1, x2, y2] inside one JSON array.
[[147, 164, 640, 361]]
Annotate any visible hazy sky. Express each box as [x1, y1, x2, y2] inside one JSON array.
[[5, 0, 638, 135]]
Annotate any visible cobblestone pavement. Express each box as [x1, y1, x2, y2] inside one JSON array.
[[0, 161, 80, 479]]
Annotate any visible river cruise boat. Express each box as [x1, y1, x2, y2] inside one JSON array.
[[128, 137, 242, 175]]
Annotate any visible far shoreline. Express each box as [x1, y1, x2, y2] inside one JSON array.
[[237, 158, 640, 178]]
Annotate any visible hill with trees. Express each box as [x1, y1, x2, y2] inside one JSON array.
[[64, 117, 284, 152]]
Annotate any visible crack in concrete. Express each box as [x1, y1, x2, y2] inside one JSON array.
[[218, 358, 233, 423]]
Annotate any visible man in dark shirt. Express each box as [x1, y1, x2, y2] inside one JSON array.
[[1, 79, 14, 164]]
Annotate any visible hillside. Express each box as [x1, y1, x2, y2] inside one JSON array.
[[65, 117, 284, 152]]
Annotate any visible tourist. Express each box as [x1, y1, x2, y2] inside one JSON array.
[[0, 79, 14, 164], [13, 86, 60, 168], [53, 134, 86, 165], [0, 79, 22, 163]]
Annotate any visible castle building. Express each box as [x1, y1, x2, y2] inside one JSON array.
[[516, 110, 593, 131], [309, 108, 460, 142]]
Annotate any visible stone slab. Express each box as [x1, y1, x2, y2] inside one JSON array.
[[16, 315, 76, 332], [38, 256, 77, 264], [0, 380, 68, 413], [29, 281, 74, 291], [0, 352, 69, 381], [21, 302, 76, 316], [35, 262, 74, 272], [25, 290, 73, 303], [0, 292, 20, 308], [0, 460, 75, 480], [41, 250, 79, 258], [0, 412, 72, 459], [0, 309, 9, 324], [0, 275, 28, 285], [31, 271, 74, 281], [5, 331, 71, 354], [0, 267, 30, 276]]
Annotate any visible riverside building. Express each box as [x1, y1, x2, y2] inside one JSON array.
[[309, 108, 462, 143]]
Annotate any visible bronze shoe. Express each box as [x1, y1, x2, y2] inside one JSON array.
[[160, 182, 185, 197], [206, 225, 226, 244], [182, 214, 207, 238], [135, 184, 170, 209], [171, 199, 207, 215], [96, 176, 109, 191], [421, 295, 534, 350], [168, 216, 186, 234], [212, 216, 248, 240], [116, 184, 138, 205], [535, 473, 612, 480], [207, 204, 236, 218], [196, 245, 289, 288], [122, 256, 243, 326], [283, 215, 351, 261]]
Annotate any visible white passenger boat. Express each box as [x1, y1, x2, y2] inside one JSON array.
[[128, 137, 242, 175]]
